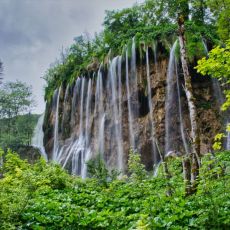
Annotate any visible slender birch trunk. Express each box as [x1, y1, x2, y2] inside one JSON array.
[[178, 16, 201, 194]]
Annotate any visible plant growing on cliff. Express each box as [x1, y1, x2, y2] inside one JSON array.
[[196, 40, 230, 111]]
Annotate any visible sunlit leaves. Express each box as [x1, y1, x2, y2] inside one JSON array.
[[196, 40, 230, 111]]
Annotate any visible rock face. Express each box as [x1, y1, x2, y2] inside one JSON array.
[[43, 43, 223, 175]]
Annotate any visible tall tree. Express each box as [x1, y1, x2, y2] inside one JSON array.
[[0, 81, 36, 149], [178, 15, 201, 194], [0, 80, 35, 118], [163, 0, 201, 194]]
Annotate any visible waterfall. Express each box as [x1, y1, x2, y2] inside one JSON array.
[[32, 113, 47, 160], [131, 37, 138, 101], [109, 56, 124, 171], [61, 84, 69, 132], [146, 47, 157, 161], [117, 56, 124, 170], [46, 37, 222, 177], [165, 41, 188, 155], [126, 49, 135, 148], [52, 87, 61, 161], [58, 78, 92, 177], [71, 78, 87, 176], [85, 79, 92, 147], [165, 41, 178, 155], [131, 38, 139, 148], [82, 79, 92, 178], [95, 65, 105, 156], [71, 78, 81, 127]]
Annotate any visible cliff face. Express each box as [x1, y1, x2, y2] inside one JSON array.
[[43, 44, 222, 175]]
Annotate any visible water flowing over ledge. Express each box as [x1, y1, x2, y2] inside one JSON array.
[[38, 39, 225, 177]]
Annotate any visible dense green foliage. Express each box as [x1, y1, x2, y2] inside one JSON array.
[[0, 81, 35, 118], [196, 40, 230, 111], [0, 114, 39, 150], [206, 0, 230, 41], [0, 81, 38, 150], [43, 0, 228, 101], [0, 149, 229, 229]]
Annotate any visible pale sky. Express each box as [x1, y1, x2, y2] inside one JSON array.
[[0, 0, 144, 114]]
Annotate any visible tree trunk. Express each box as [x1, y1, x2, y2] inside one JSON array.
[[178, 16, 201, 195]]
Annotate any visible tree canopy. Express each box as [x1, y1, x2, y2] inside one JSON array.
[[0, 80, 35, 118], [0, 81, 37, 150]]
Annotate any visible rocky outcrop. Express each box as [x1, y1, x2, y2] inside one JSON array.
[[43, 45, 223, 173]]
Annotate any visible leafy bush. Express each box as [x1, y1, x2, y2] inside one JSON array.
[[0, 149, 229, 229]]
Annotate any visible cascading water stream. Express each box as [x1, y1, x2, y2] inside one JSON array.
[[131, 38, 139, 148], [146, 47, 157, 161], [71, 78, 86, 176], [165, 41, 178, 155], [165, 41, 188, 155], [126, 49, 135, 148], [117, 56, 124, 170], [52, 87, 61, 161], [85, 79, 92, 147], [61, 84, 69, 130], [131, 37, 138, 100], [32, 113, 47, 160], [95, 65, 105, 156], [71, 78, 81, 127], [109, 56, 124, 171], [81, 79, 92, 178]]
